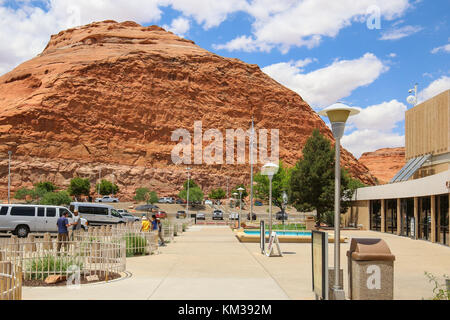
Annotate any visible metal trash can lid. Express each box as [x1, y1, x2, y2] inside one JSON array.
[[346, 238, 395, 261]]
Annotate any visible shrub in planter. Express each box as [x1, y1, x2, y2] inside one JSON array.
[[26, 254, 83, 280], [123, 233, 147, 257]]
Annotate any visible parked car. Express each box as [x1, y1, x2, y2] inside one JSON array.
[[229, 212, 239, 220], [176, 199, 186, 204], [95, 195, 119, 203], [0, 204, 88, 238], [135, 204, 158, 211], [196, 212, 206, 220], [117, 210, 140, 222], [158, 197, 174, 204], [254, 201, 263, 206], [176, 210, 187, 219], [70, 202, 125, 226], [204, 200, 213, 206], [212, 209, 223, 220], [275, 211, 288, 221], [155, 211, 167, 219], [247, 212, 257, 220]]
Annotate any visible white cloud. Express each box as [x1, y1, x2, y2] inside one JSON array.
[[168, 0, 247, 30], [347, 100, 407, 132], [262, 53, 388, 108], [0, 0, 165, 75], [388, 53, 397, 58], [213, 35, 272, 52], [162, 17, 190, 36], [342, 129, 404, 159], [341, 99, 406, 158], [215, 0, 411, 52], [379, 25, 422, 40], [418, 76, 450, 103], [431, 43, 450, 54]]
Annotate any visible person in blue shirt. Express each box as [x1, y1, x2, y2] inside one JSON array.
[[56, 211, 70, 252]]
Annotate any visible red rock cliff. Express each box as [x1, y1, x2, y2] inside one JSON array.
[[0, 20, 376, 200], [359, 147, 406, 184]]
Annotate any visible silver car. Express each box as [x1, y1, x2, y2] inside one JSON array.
[[196, 212, 206, 220]]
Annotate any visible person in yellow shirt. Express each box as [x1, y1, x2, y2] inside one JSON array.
[[141, 216, 150, 232]]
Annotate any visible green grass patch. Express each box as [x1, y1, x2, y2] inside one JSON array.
[[123, 233, 148, 257]]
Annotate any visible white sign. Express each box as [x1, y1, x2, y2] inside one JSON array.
[[265, 231, 282, 257], [366, 265, 381, 289]]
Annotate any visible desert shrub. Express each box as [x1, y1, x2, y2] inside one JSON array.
[[425, 272, 450, 300], [123, 233, 147, 257], [26, 255, 83, 280]]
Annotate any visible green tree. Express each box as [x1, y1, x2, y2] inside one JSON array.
[[134, 187, 150, 202], [254, 161, 290, 212], [68, 177, 91, 198], [95, 179, 119, 196], [208, 188, 226, 200], [34, 181, 57, 193], [14, 187, 34, 202], [289, 129, 361, 223], [179, 180, 204, 204], [148, 191, 158, 204], [40, 191, 72, 206]]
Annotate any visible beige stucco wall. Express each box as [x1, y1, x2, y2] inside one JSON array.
[[344, 200, 370, 230]]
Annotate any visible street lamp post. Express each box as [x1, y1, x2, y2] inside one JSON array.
[[319, 102, 359, 300], [261, 162, 279, 236], [98, 167, 101, 196], [237, 187, 244, 227], [186, 167, 191, 216], [232, 192, 238, 225], [8, 151, 12, 204]]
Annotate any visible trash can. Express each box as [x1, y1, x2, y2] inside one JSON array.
[[305, 216, 315, 230], [347, 238, 395, 300], [190, 213, 197, 224]]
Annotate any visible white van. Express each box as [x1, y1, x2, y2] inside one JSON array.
[[69, 202, 125, 226], [0, 204, 88, 238]]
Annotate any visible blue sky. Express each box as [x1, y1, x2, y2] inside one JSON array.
[[0, 0, 449, 157]]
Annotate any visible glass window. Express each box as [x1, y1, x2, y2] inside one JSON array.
[[46, 207, 56, 217], [79, 206, 93, 215], [0, 206, 8, 215], [111, 209, 121, 218], [37, 207, 45, 217], [93, 207, 108, 215], [10, 207, 35, 216], [59, 208, 72, 218]]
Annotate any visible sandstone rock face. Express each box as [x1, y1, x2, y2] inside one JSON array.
[[358, 147, 406, 184], [0, 20, 376, 200]]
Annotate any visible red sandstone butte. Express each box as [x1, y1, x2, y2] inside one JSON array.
[[0, 20, 376, 200], [359, 147, 406, 184]]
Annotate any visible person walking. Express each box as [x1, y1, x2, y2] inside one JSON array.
[[57, 211, 70, 252], [157, 217, 166, 247]]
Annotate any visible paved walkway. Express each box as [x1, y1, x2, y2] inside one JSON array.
[[23, 226, 290, 300], [22, 226, 450, 300]]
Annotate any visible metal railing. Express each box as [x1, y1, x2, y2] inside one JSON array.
[[0, 233, 126, 282]]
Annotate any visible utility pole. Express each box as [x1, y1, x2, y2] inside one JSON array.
[[98, 167, 101, 196], [8, 151, 12, 204], [250, 117, 255, 221]]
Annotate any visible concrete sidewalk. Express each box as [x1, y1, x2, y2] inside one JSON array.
[[22, 226, 450, 300], [23, 225, 290, 300]]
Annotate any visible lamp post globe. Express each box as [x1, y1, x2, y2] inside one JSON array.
[[261, 162, 279, 236], [318, 102, 359, 300]]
